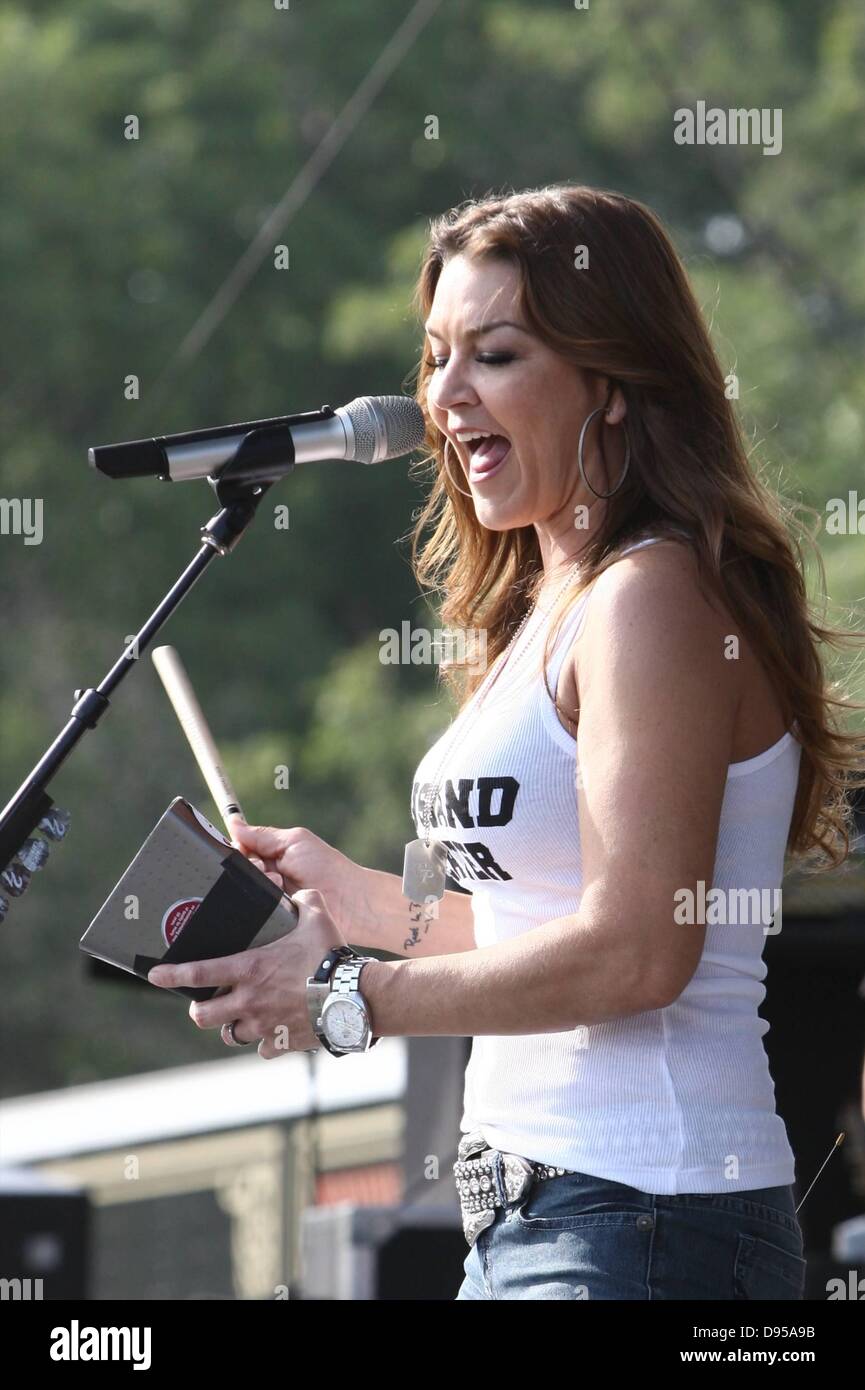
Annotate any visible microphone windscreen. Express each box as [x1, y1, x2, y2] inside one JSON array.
[[345, 395, 426, 463]]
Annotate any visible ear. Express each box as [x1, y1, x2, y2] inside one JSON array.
[[603, 381, 627, 426]]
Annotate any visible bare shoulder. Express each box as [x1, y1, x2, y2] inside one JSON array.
[[559, 536, 786, 762], [575, 537, 741, 715], [586, 535, 725, 631], [588, 538, 725, 628]]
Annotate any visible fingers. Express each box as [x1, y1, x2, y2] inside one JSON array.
[[235, 847, 291, 891], [249, 856, 284, 889], [148, 951, 254, 991], [226, 822, 305, 894], [225, 813, 249, 849], [225, 821, 283, 883], [229, 823, 291, 858]]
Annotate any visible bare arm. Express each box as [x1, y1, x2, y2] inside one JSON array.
[[228, 819, 476, 958], [358, 543, 738, 1036], [158, 545, 746, 1056], [349, 867, 476, 957]]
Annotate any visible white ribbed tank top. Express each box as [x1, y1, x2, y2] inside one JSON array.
[[410, 537, 801, 1194]]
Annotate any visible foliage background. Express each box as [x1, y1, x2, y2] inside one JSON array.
[[1, 0, 863, 1096]]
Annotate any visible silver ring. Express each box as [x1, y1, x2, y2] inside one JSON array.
[[221, 1019, 251, 1048]]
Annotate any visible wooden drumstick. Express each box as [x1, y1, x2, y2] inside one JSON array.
[[151, 645, 244, 833]]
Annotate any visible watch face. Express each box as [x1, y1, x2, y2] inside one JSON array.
[[324, 998, 366, 1049]]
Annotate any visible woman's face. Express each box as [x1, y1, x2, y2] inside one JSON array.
[[424, 253, 625, 545]]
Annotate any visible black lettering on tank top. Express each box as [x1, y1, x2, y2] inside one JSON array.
[[441, 840, 511, 882], [410, 776, 520, 882], [410, 780, 451, 830], [443, 778, 474, 828], [411, 776, 520, 832], [440, 840, 476, 879], [463, 842, 511, 880], [476, 776, 518, 826]]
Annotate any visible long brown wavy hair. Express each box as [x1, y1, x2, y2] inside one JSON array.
[[405, 183, 865, 871]]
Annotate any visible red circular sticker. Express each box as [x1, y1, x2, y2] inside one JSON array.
[[161, 897, 203, 947]]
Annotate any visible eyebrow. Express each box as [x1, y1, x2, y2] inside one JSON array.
[[423, 318, 530, 340]]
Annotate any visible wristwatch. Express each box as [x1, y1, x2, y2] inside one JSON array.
[[306, 947, 380, 1056]]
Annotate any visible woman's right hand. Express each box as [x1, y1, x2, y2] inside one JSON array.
[[226, 818, 366, 938]]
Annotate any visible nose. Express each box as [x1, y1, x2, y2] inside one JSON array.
[[428, 356, 479, 418]]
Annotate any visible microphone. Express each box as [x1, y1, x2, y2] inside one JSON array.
[[88, 394, 426, 484]]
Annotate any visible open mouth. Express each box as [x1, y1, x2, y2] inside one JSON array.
[[463, 433, 512, 479]]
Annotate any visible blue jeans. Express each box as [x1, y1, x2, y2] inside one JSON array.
[[455, 1163, 806, 1300]]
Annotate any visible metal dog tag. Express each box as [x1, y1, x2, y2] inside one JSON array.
[[401, 838, 447, 902]]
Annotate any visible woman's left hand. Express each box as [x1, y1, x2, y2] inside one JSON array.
[[147, 888, 347, 1058]]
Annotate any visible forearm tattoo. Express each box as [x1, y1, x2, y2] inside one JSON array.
[[403, 895, 439, 951]]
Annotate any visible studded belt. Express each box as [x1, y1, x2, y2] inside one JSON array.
[[453, 1129, 577, 1247]]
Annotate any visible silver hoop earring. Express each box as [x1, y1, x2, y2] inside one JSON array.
[[440, 441, 475, 499], [578, 407, 631, 500]]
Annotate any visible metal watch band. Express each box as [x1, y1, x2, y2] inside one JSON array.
[[330, 958, 369, 995], [307, 945, 356, 1058], [330, 958, 380, 1048]]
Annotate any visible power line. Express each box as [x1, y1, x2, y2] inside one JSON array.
[[148, 0, 445, 418]]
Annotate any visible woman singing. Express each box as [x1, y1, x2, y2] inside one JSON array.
[[149, 185, 863, 1300]]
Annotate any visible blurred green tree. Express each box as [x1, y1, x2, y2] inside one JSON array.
[[0, 0, 861, 1094]]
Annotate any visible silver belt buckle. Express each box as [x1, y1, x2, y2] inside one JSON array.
[[500, 1152, 534, 1204], [454, 1133, 537, 1248], [457, 1128, 489, 1164], [463, 1203, 496, 1249], [454, 1130, 497, 1248]]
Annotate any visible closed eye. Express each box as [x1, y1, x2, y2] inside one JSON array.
[[425, 354, 515, 369]]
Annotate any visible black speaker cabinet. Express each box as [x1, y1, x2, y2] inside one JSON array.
[[300, 1203, 466, 1300], [0, 1172, 90, 1300], [763, 908, 865, 1298]]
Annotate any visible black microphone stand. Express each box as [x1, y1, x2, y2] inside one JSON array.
[[0, 430, 294, 892]]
